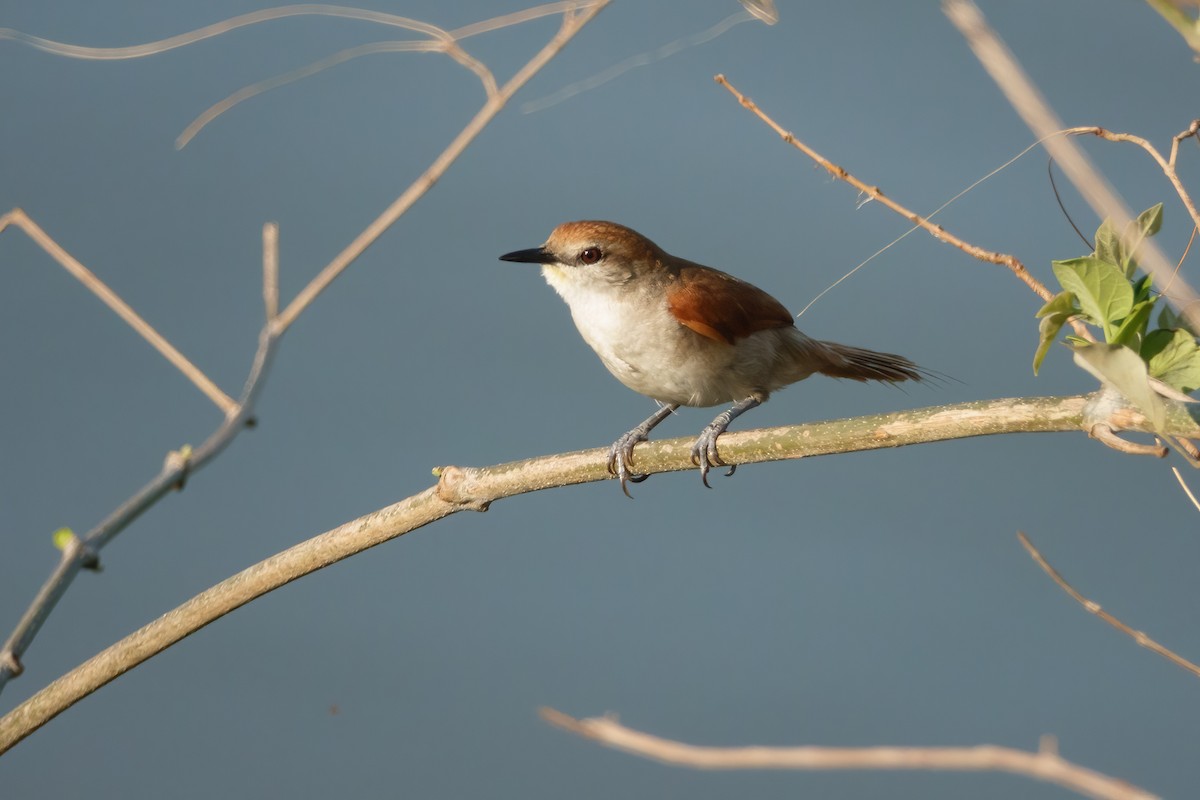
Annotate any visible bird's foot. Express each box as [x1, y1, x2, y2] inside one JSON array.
[[689, 423, 737, 489], [608, 429, 651, 498]]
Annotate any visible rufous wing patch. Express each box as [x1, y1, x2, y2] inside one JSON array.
[[666, 264, 794, 344]]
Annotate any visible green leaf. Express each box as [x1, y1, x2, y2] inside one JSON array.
[[1143, 328, 1200, 392], [1093, 204, 1164, 277], [1035, 290, 1077, 319], [1118, 203, 1165, 278], [1112, 300, 1156, 348], [52, 527, 76, 551], [1072, 342, 1166, 431], [1131, 273, 1154, 304], [1136, 202, 1164, 238], [1033, 291, 1077, 374], [1051, 257, 1134, 339], [1093, 219, 1121, 267], [1157, 303, 1197, 337], [1158, 304, 1181, 331]]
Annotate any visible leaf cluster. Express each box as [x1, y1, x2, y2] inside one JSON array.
[[1034, 204, 1200, 414]]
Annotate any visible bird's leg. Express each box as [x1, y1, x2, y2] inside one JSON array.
[[691, 396, 762, 487], [609, 403, 678, 497]]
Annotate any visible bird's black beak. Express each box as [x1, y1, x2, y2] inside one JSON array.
[[499, 247, 556, 264]]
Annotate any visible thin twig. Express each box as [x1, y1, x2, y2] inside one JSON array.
[[539, 709, 1156, 800], [1169, 119, 1199, 171], [1067, 124, 1200, 242], [1162, 224, 1197, 298], [713, 75, 1055, 303], [1171, 465, 1200, 513], [0, 209, 236, 415], [943, 0, 1200, 332], [273, 1, 609, 332], [262, 222, 279, 321], [1017, 532, 1200, 679], [4, 392, 1200, 750], [0, 323, 279, 695], [178, 3, 597, 147], [0, 2, 606, 696]]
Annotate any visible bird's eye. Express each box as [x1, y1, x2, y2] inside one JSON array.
[[579, 247, 603, 265]]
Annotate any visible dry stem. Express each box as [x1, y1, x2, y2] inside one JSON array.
[[0, 1, 607, 697], [1066, 124, 1200, 236], [3, 392, 1199, 751], [273, 2, 608, 332], [0, 209, 236, 414], [713, 74, 1055, 303], [539, 708, 1156, 800], [1017, 532, 1200, 679], [943, 0, 1200, 331]]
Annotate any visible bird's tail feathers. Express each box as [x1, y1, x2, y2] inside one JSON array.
[[815, 341, 925, 384]]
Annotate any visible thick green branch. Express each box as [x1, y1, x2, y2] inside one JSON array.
[[2, 392, 1195, 754]]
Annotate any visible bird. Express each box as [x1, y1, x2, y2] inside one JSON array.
[[499, 220, 926, 495]]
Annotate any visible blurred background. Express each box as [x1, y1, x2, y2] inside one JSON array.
[[2, 1, 1198, 797]]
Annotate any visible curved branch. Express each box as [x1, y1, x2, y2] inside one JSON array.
[[272, 1, 609, 331], [540, 708, 1156, 800], [713, 74, 1055, 304], [0, 324, 279, 695], [943, 0, 1200, 331], [1018, 532, 1200, 679], [3, 392, 1198, 753], [0, 209, 236, 414]]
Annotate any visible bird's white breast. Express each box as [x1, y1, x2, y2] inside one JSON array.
[[541, 264, 750, 406]]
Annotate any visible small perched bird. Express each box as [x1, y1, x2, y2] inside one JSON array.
[[500, 221, 926, 495]]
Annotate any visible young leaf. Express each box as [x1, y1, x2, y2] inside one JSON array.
[[1093, 218, 1121, 267], [1117, 203, 1165, 277], [1051, 257, 1133, 338], [1036, 290, 1077, 319], [1033, 291, 1077, 374], [1131, 273, 1153, 304], [1157, 303, 1197, 337], [1136, 202, 1164, 238], [52, 527, 76, 551], [1143, 328, 1200, 392], [1112, 300, 1155, 349], [1072, 342, 1166, 431]]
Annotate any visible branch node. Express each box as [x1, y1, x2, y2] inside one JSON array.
[[1088, 423, 1168, 457], [434, 465, 490, 511], [164, 446, 194, 490], [0, 652, 23, 678], [79, 547, 102, 572]]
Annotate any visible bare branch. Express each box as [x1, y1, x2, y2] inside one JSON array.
[[273, 1, 609, 332], [0, 5, 460, 60], [712, 75, 1058, 305], [1171, 465, 1200, 513], [0, 324, 279, 696], [539, 708, 1157, 800], [522, 9, 760, 114], [1064, 124, 1200, 241], [1017, 532, 1200, 680], [3, 391, 1199, 750], [943, 0, 1200, 332], [177, 3, 580, 148], [0, 209, 236, 414], [0, 1, 606, 697], [262, 222, 279, 322]]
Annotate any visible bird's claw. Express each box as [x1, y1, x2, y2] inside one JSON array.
[[608, 432, 650, 498], [690, 425, 737, 488]]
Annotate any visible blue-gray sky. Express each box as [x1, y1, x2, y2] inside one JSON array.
[[2, 2, 1199, 797]]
